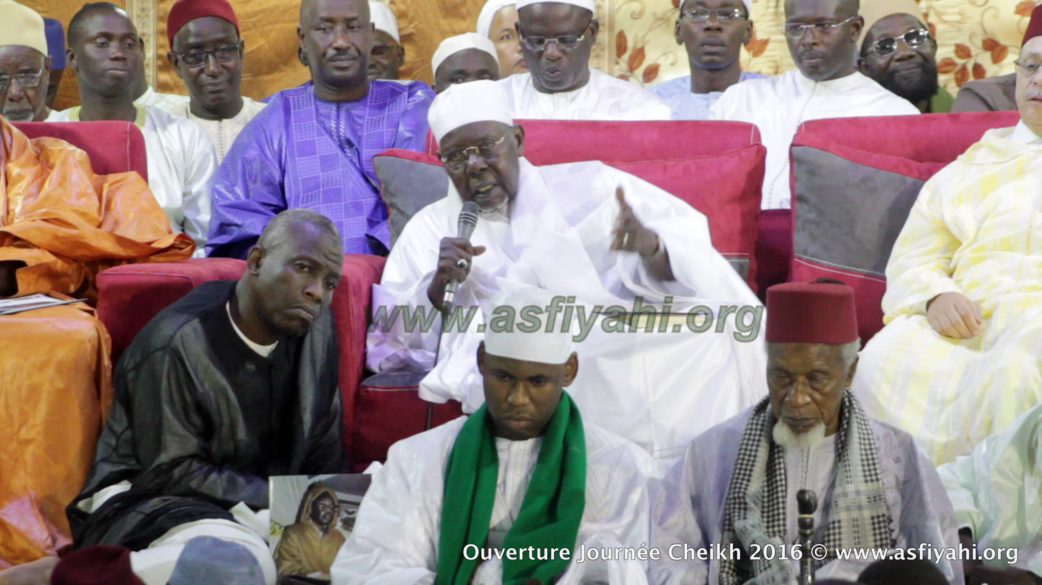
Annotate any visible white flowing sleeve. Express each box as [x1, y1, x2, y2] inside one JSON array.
[[180, 120, 218, 258]]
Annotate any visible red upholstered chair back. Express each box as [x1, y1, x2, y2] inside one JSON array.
[[96, 255, 387, 462], [14, 121, 148, 181], [789, 111, 1022, 342]]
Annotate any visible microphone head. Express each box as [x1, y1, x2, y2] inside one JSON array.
[[797, 489, 818, 515]]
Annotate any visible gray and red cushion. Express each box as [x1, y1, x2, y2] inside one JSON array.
[[789, 111, 1021, 342]]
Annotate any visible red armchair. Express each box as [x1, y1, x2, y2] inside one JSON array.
[[788, 111, 1021, 341], [15, 121, 148, 181]]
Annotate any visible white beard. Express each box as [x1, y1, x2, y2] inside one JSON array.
[[773, 420, 826, 450]]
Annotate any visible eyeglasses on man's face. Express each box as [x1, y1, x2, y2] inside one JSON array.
[[439, 132, 510, 172], [864, 28, 931, 57], [782, 15, 858, 40], [518, 24, 591, 52], [680, 7, 747, 24], [1015, 59, 1042, 78], [174, 44, 241, 68], [0, 68, 45, 92]]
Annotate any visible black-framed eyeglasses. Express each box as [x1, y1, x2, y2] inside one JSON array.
[[782, 15, 858, 39], [518, 25, 591, 52], [173, 43, 241, 67], [680, 8, 747, 23], [1014, 59, 1042, 77], [439, 132, 510, 172], [0, 68, 45, 92], [864, 28, 931, 57]]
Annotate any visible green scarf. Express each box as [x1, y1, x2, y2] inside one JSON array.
[[434, 392, 586, 585]]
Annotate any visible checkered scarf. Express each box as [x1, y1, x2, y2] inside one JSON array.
[[718, 392, 894, 585]]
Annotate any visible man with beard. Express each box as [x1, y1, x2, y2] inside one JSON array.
[[165, 0, 267, 162], [857, 0, 952, 113], [476, 0, 529, 76], [498, 0, 671, 120], [367, 1, 404, 80], [68, 209, 350, 585], [0, 1, 53, 123], [49, 2, 217, 254], [650, 0, 765, 119], [651, 280, 961, 584], [208, 0, 433, 259], [708, 0, 918, 209], [274, 483, 345, 578]]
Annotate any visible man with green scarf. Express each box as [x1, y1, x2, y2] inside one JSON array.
[[332, 285, 657, 584]]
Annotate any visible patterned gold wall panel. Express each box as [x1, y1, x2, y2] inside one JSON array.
[[25, 0, 1039, 105]]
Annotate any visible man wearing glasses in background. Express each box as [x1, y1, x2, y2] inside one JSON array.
[[0, 0, 54, 122], [650, 0, 765, 120], [857, 0, 952, 113], [708, 0, 918, 210], [166, 0, 266, 162], [498, 0, 671, 120]]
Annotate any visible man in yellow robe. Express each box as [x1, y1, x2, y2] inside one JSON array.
[[273, 483, 345, 579], [853, 5, 1042, 465], [0, 115, 192, 571]]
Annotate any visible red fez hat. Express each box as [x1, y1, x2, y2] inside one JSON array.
[[765, 279, 859, 344], [167, 0, 240, 49], [1025, 4, 1042, 47], [51, 546, 146, 585]]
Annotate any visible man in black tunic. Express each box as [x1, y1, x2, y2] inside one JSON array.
[[67, 208, 349, 584]]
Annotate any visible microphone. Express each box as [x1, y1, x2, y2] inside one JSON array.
[[797, 489, 818, 585], [442, 201, 480, 312]]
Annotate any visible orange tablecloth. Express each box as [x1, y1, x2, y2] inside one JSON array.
[[0, 304, 112, 566]]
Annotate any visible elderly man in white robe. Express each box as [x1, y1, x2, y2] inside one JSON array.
[[651, 280, 962, 585], [498, 0, 671, 120], [939, 402, 1042, 585], [334, 286, 657, 585], [708, 0, 918, 209], [367, 80, 766, 470]]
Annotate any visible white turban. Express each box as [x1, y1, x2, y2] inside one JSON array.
[[368, 0, 400, 42], [483, 286, 576, 365], [428, 79, 514, 143], [432, 33, 500, 77], [516, 0, 596, 13], [0, 0, 48, 57], [476, 0, 516, 39]]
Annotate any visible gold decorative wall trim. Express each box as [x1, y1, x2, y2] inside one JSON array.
[[126, 0, 158, 87]]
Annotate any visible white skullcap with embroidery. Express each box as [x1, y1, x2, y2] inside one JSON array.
[[483, 285, 576, 365], [428, 79, 514, 144], [516, 0, 596, 13], [368, 0, 399, 42], [476, 0, 517, 38], [432, 33, 501, 77]]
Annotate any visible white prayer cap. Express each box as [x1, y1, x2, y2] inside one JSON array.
[[483, 286, 576, 365], [428, 79, 514, 144], [432, 33, 500, 78], [516, 0, 596, 13], [476, 0, 516, 38], [368, 0, 400, 43], [0, 0, 48, 57]]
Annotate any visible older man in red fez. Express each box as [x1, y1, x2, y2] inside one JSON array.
[[165, 0, 265, 161], [651, 279, 962, 585]]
